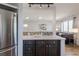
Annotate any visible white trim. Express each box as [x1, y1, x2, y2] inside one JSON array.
[[18, 4, 23, 56], [61, 39, 65, 56], [0, 3, 18, 9]]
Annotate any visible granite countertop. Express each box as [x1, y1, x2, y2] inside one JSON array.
[[23, 35, 66, 40]]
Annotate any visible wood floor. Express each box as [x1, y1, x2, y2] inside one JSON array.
[[65, 45, 79, 56]]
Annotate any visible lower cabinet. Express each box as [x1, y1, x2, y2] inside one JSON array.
[[23, 40, 60, 56], [36, 40, 46, 56], [23, 40, 35, 56], [45, 40, 60, 56]]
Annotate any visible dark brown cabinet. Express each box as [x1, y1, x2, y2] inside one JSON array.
[[23, 40, 60, 56], [45, 40, 60, 56], [23, 40, 35, 56], [36, 40, 46, 56]]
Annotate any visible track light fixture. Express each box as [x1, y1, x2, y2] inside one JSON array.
[[48, 4, 50, 8], [73, 17, 76, 19], [40, 4, 42, 8], [29, 4, 31, 7], [28, 3, 53, 8]]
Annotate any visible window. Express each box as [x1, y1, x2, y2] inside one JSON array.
[[60, 22, 64, 32], [60, 19, 73, 32], [69, 20, 73, 32], [63, 20, 68, 32]]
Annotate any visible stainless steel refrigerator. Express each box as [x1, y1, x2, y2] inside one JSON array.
[[0, 6, 18, 56]]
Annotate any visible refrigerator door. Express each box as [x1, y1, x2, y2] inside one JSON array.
[[0, 8, 18, 56]]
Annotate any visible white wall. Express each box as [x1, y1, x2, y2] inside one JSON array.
[[23, 3, 56, 34], [23, 20, 53, 32]]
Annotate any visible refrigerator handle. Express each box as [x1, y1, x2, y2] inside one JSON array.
[[0, 45, 16, 53]]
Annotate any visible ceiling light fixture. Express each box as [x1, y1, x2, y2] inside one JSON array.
[[48, 4, 50, 8], [29, 4, 31, 7], [40, 4, 42, 8], [28, 3, 54, 8]]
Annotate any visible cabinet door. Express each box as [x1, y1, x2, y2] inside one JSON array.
[[56, 40, 60, 56], [45, 40, 60, 56], [47, 47, 57, 56], [36, 40, 46, 56], [23, 40, 35, 56]]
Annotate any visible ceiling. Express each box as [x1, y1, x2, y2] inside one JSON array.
[[56, 3, 79, 21], [8, 3, 79, 21]]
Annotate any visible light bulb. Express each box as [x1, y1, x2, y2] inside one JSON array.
[[40, 7, 42, 8], [24, 24, 28, 27], [40, 4, 42, 8], [25, 17, 29, 20]]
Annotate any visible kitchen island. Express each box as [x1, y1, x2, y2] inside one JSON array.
[[23, 35, 65, 56]]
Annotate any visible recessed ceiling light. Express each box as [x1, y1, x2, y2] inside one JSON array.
[[25, 17, 29, 20], [24, 24, 28, 27]]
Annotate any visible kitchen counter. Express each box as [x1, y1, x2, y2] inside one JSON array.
[[23, 35, 65, 40]]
